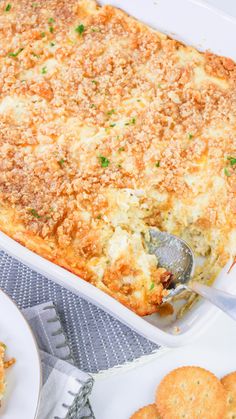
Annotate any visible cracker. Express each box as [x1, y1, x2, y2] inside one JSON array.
[[156, 366, 227, 419], [130, 403, 161, 419], [221, 371, 236, 418]]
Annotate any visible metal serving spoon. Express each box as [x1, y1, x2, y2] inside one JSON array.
[[147, 228, 236, 321]]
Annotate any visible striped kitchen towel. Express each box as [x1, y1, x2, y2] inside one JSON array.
[[23, 302, 94, 419]]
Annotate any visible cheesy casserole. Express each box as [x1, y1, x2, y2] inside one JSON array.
[[0, 0, 236, 316], [0, 342, 15, 406]]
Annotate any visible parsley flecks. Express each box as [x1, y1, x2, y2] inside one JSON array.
[[155, 161, 160, 167], [224, 167, 231, 177], [41, 66, 47, 74], [107, 109, 115, 116], [96, 214, 102, 219], [58, 158, 65, 167], [32, 52, 40, 58], [125, 117, 136, 126], [109, 123, 116, 127], [158, 83, 162, 88], [90, 104, 96, 108], [92, 79, 98, 85], [49, 26, 54, 33], [149, 282, 155, 291], [29, 209, 41, 219], [41, 32, 46, 38], [50, 42, 55, 47], [48, 17, 55, 23], [5, 3, 11, 11], [98, 155, 110, 168], [188, 133, 194, 139], [75, 24, 85, 35], [118, 147, 125, 152], [227, 156, 236, 166], [8, 48, 24, 58]]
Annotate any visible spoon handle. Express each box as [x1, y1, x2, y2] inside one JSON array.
[[190, 282, 236, 321]]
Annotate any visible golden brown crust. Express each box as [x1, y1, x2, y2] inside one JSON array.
[[221, 371, 236, 419], [156, 366, 227, 419], [0, 0, 236, 315], [130, 404, 161, 419]]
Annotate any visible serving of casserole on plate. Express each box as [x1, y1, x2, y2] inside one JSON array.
[[0, 0, 236, 328], [0, 342, 15, 408]]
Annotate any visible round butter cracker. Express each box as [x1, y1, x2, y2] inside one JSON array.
[[156, 366, 227, 419], [221, 371, 236, 419], [130, 403, 161, 419]]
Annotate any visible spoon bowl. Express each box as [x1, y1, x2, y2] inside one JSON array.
[[147, 228, 236, 321], [147, 228, 195, 299]]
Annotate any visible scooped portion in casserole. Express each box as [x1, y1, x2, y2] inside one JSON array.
[[0, 0, 236, 315]]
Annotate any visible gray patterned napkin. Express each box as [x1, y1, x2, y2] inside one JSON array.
[[23, 302, 94, 419]]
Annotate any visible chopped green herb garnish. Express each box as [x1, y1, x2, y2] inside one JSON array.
[[118, 147, 125, 152], [155, 161, 160, 167], [149, 282, 155, 291], [158, 83, 162, 88], [29, 209, 41, 218], [98, 155, 110, 168], [32, 2, 39, 7], [91, 27, 101, 32], [224, 167, 231, 177], [117, 164, 122, 168], [188, 133, 194, 139], [107, 109, 115, 116], [49, 26, 54, 33], [125, 117, 136, 126], [90, 104, 96, 108], [97, 214, 102, 219], [92, 80, 98, 85], [8, 48, 24, 58], [32, 52, 40, 58], [227, 156, 236, 166], [137, 99, 141, 102], [50, 42, 55, 47], [5, 3, 11, 12], [58, 158, 65, 167], [48, 17, 55, 24], [75, 24, 85, 35], [41, 66, 47, 74], [109, 123, 116, 127], [41, 32, 46, 38]]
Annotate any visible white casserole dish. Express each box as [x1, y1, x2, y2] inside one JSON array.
[[1, 0, 236, 347]]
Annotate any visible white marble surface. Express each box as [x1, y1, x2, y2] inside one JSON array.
[[204, 0, 236, 17]]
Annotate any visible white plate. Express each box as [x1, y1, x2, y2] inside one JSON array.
[[0, 290, 41, 419], [91, 312, 236, 419], [1, 0, 236, 347]]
